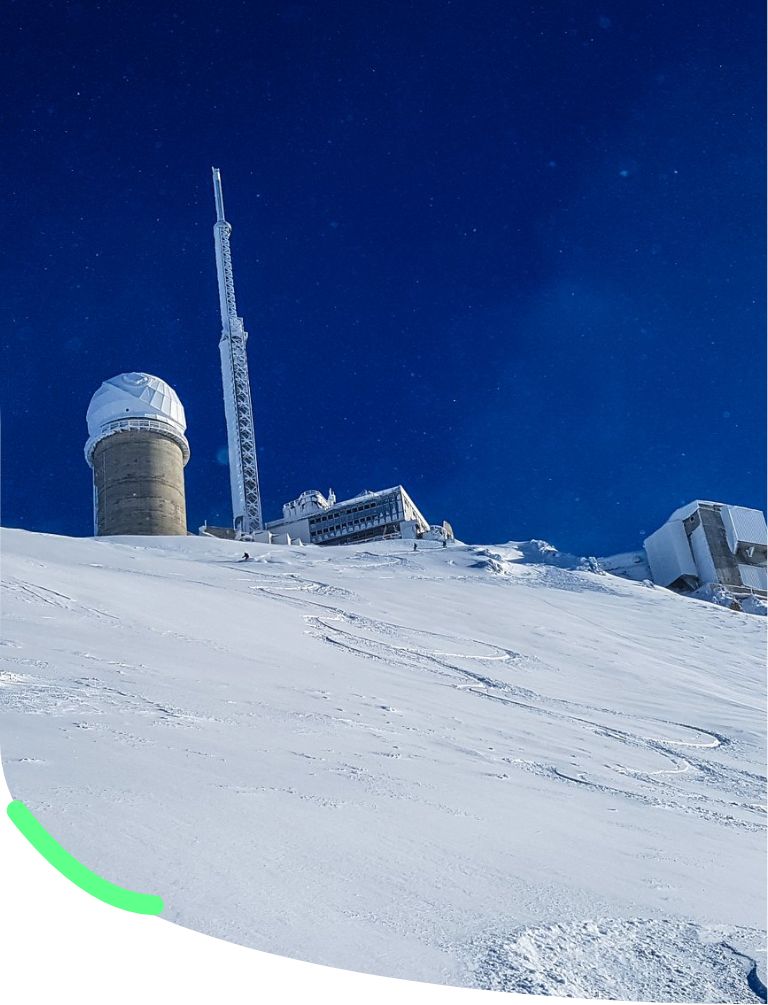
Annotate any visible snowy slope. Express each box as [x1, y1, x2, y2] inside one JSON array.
[[0, 528, 765, 1001]]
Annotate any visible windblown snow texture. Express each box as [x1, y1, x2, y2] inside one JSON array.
[[1, 529, 765, 1000]]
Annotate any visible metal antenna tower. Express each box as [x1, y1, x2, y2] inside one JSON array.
[[211, 167, 263, 536]]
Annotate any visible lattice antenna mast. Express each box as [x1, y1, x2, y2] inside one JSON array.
[[212, 167, 263, 536]]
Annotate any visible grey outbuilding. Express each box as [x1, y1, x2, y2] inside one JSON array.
[[643, 500, 767, 596]]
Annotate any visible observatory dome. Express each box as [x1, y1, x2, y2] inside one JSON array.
[[87, 372, 186, 436], [85, 372, 188, 462]]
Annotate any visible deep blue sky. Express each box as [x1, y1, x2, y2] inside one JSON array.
[[1, 2, 764, 554]]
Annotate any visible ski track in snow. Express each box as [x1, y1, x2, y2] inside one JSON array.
[[296, 604, 764, 833], [2, 576, 119, 623]]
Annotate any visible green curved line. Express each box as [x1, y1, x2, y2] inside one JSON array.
[[6, 800, 163, 915]]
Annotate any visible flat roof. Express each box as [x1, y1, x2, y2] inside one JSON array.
[[666, 499, 722, 522], [328, 486, 403, 509]]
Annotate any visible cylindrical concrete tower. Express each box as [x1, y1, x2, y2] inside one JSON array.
[[85, 372, 190, 536]]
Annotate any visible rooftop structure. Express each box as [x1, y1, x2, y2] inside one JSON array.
[[85, 373, 190, 536], [644, 500, 767, 596]]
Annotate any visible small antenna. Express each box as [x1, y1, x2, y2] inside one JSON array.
[[211, 166, 226, 222]]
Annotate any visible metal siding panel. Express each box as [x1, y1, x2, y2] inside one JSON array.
[[690, 524, 718, 584], [722, 508, 739, 554], [723, 506, 768, 550], [643, 521, 697, 586], [738, 565, 767, 591]]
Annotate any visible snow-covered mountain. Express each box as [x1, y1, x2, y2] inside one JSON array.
[[1, 528, 765, 1001]]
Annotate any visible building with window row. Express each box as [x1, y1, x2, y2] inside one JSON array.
[[265, 485, 438, 546], [201, 484, 452, 547]]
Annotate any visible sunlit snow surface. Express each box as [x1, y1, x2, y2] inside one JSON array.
[[1, 529, 765, 1001]]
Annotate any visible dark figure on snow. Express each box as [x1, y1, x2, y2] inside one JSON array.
[[242, 552, 250, 561], [442, 538, 447, 548], [413, 542, 418, 552]]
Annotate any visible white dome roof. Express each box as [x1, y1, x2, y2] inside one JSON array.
[[86, 372, 187, 442]]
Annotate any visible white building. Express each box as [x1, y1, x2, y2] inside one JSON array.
[[263, 485, 438, 546], [644, 500, 767, 596], [201, 484, 452, 547]]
